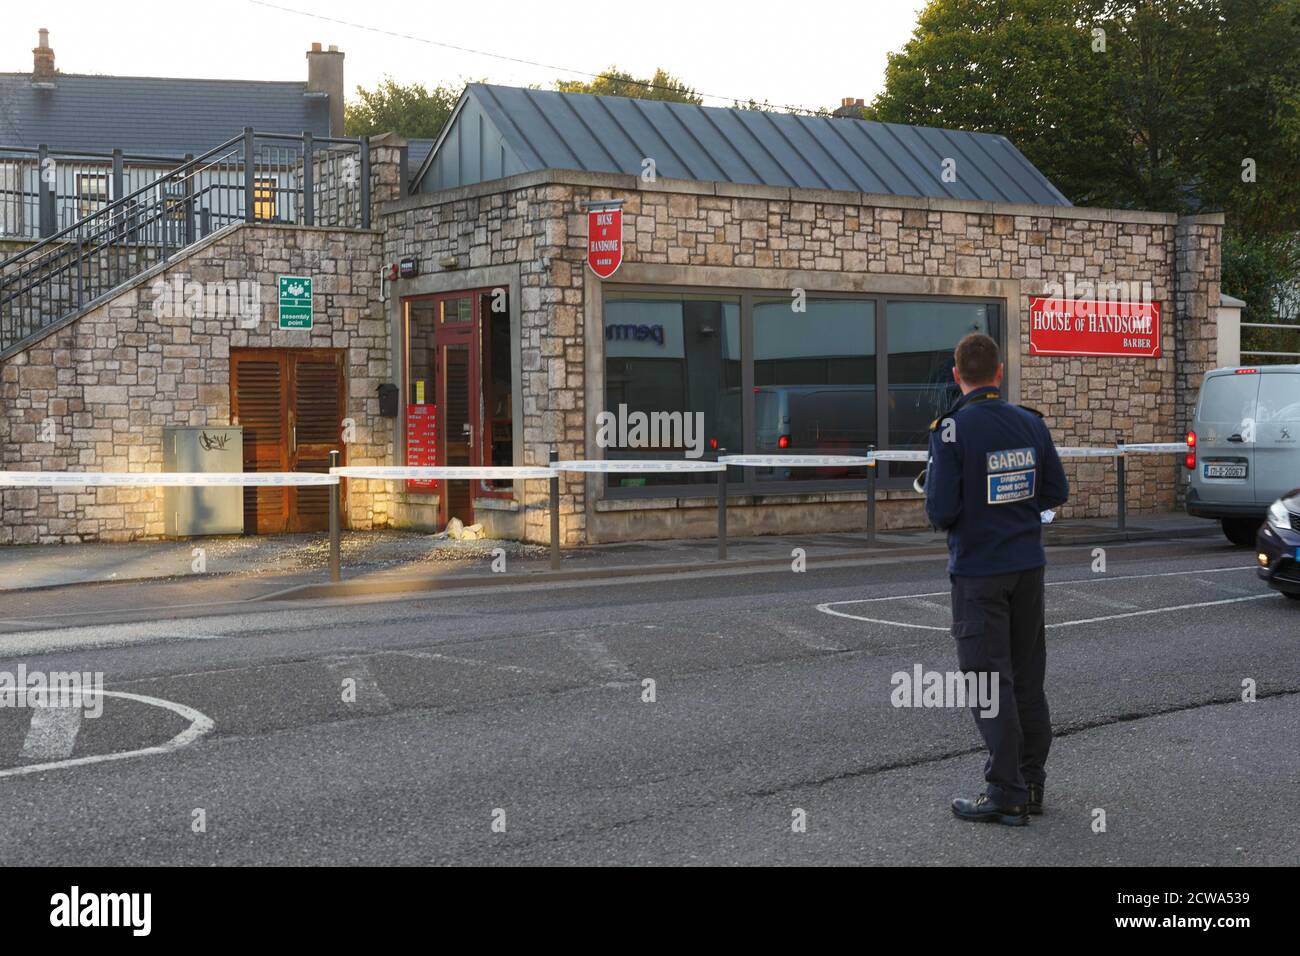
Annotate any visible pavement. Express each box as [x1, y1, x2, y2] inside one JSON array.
[[0, 511, 1217, 594], [0, 532, 1294, 866]]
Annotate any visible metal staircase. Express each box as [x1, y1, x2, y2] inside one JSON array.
[[0, 129, 369, 361]]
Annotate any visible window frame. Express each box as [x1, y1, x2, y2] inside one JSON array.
[[598, 282, 1006, 499], [74, 170, 110, 220]]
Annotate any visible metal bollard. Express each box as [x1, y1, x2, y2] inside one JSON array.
[[866, 443, 877, 546], [716, 447, 728, 561], [328, 449, 341, 582], [549, 448, 561, 571], [1116, 436, 1127, 532]]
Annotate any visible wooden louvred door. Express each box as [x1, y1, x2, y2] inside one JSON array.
[[231, 352, 289, 534], [231, 348, 345, 534], [291, 353, 345, 532]]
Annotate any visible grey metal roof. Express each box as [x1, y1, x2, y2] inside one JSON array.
[[406, 138, 435, 185], [414, 83, 1071, 206], [0, 72, 331, 156]]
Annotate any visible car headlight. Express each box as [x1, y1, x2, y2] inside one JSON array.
[[1266, 499, 1292, 533]]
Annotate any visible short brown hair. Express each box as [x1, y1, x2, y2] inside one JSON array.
[[954, 333, 1001, 385]]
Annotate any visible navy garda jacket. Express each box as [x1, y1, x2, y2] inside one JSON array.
[[924, 386, 1070, 577]]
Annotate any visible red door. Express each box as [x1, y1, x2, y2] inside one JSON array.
[[437, 326, 478, 528]]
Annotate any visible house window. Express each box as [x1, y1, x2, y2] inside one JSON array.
[[75, 171, 109, 219], [253, 177, 278, 220]]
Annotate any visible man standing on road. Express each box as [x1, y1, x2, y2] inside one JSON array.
[[923, 333, 1069, 826]]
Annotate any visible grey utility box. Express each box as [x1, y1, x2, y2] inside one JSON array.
[[163, 426, 244, 537]]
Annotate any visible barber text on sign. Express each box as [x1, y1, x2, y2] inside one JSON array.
[[1028, 297, 1160, 358], [587, 208, 623, 278]]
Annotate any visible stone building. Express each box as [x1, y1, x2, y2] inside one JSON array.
[[1, 82, 1229, 545]]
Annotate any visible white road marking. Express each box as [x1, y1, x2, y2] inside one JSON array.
[[563, 634, 636, 683], [1055, 587, 1140, 611], [1188, 575, 1257, 596], [1048, 593, 1277, 628], [0, 690, 213, 780], [764, 620, 846, 653], [396, 649, 557, 678], [21, 703, 84, 761], [816, 564, 1269, 631], [324, 658, 391, 713]]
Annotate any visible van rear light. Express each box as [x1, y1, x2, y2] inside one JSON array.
[[778, 435, 791, 449], [1185, 430, 1197, 469], [1234, 368, 1259, 374], [1186, 430, 1197, 449]]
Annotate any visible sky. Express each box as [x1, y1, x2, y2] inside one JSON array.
[[5, 0, 928, 113]]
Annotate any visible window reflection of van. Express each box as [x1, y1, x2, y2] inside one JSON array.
[[751, 385, 874, 479]]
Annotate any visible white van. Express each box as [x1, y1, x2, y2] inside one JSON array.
[[1186, 365, 1300, 545]]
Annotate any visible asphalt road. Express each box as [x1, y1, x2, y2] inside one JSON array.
[[0, 537, 1296, 866]]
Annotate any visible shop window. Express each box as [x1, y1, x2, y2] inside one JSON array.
[[600, 288, 1003, 495], [752, 297, 875, 482], [407, 301, 437, 405], [886, 301, 1000, 450], [603, 291, 741, 487]]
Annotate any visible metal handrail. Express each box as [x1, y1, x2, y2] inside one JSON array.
[[0, 133, 244, 268], [1, 128, 370, 358]]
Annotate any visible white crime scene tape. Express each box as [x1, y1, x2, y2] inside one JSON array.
[[1055, 446, 1125, 459], [719, 454, 872, 467], [555, 459, 726, 473], [0, 471, 337, 487], [1119, 442, 1188, 454], [331, 466, 557, 480], [867, 450, 930, 462]]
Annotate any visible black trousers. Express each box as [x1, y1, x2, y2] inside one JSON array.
[[949, 567, 1051, 806]]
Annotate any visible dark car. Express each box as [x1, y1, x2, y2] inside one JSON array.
[[1255, 488, 1300, 600]]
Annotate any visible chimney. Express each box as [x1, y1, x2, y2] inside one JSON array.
[[32, 28, 56, 85], [832, 97, 865, 119], [306, 42, 345, 136]]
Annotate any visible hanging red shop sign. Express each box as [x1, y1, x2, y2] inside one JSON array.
[[587, 207, 623, 278], [1028, 297, 1162, 358]]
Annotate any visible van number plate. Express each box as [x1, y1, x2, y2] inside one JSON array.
[[1204, 463, 1247, 479]]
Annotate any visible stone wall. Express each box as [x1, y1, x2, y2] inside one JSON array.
[[0, 223, 388, 543], [381, 171, 1223, 544]]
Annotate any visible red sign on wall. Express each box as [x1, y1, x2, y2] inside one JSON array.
[[1028, 297, 1161, 358], [405, 403, 438, 492], [587, 207, 623, 278]]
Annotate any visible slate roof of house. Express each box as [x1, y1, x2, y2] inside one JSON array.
[[413, 83, 1071, 206], [0, 72, 331, 157]]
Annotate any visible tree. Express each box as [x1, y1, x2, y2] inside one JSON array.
[[344, 77, 464, 139], [556, 68, 703, 104], [867, 0, 1300, 352], [866, 0, 1300, 227]]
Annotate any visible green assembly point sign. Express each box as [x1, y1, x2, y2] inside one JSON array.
[[278, 276, 313, 329]]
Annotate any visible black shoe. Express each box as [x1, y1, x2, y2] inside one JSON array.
[[1027, 784, 1044, 816], [951, 793, 1028, 826]]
